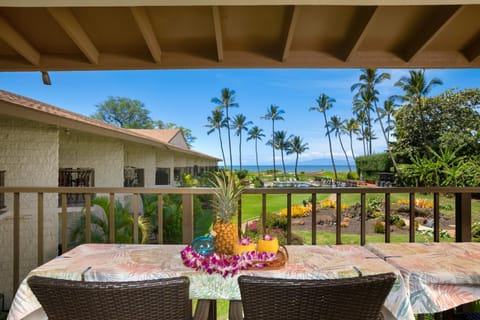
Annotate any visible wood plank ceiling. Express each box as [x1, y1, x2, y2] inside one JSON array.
[[1, 1, 480, 71]]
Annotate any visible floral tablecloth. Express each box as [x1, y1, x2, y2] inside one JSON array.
[[8, 243, 413, 320], [365, 242, 480, 314]]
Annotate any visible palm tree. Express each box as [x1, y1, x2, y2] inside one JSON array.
[[286, 135, 309, 180], [344, 118, 360, 161], [394, 69, 443, 151], [261, 105, 285, 181], [379, 98, 396, 144], [355, 110, 368, 156], [231, 114, 252, 171], [211, 88, 239, 173], [309, 94, 338, 180], [70, 197, 146, 246], [328, 116, 352, 172], [247, 126, 265, 177], [272, 130, 289, 178], [206, 109, 227, 169], [352, 90, 376, 155]]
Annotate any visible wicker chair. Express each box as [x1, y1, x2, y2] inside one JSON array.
[[27, 275, 192, 320], [238, 272, 396, 320]]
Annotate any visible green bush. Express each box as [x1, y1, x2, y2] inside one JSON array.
[[374, 221, 385, 233], [356, 153, 392, 177], [235, 169, 249, 180], [347, 171, 359, 180]]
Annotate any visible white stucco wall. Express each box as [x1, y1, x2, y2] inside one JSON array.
[[124, 143, 157, 187], [59, 131, 124, 187], [0, 117, 59, 306]]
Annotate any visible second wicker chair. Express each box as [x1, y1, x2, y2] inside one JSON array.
[[238, 272, 396, 320], [28, 275, 192, 320]]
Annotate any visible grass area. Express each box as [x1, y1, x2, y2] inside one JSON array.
[[294, 231, 455, 245], [240, 193, 330, 222]]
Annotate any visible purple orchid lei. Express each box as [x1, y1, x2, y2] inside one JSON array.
[[180, 245, 277, 277]]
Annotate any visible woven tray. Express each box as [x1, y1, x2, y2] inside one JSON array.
[[250, 245, 288, 270]]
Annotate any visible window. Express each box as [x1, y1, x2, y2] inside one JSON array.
[[155, 168, 170, 185], [124, 167, 144, 187], [0, 170, 5, 213], [58, 168, 95, 207]]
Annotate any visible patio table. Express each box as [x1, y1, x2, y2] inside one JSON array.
[[8, 243, 414, 320], [365, 242, 480, 315]]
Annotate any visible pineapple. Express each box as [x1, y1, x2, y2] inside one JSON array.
[[211, 172, 243, 255]]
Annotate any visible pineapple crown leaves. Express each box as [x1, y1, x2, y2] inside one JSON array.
[[210, 172, 244, 223]]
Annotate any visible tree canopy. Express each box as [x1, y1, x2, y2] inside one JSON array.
[[393, 88, 480, 162], [92, 97, 196, 147]]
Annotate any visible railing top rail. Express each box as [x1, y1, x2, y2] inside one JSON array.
[[0, 187, 216, 194], [1, 186, 480, 194], [242, 186, 480, 194]]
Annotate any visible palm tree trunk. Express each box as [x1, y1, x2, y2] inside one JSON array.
[[323, 112, 338, 180], [349, 132, 356, 161], [255, 139, 260, 177], [281, 148, 287, 179], [239, 132, 242, 171], [375, 107, 402, 182], [294, 153, 299, 180], [226, 107, 233, 173], [338, 136, 352, 172], [272, 120, 277, 181], [217, 128, 227, 169]]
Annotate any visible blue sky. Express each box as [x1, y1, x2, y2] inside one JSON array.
[[1, 68, 480, 166]]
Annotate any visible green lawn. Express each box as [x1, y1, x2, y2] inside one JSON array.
[[240, 193, 330, 221]]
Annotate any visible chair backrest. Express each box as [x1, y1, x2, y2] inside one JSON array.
[[238, 272, 396, 320], [28, 275, 192, 320]]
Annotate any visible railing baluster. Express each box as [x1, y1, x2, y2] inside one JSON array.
[[109, 193, 115, 243], [37, 192, 44, 265], [61, 193, 67, 253], [85, 194, 91, 243], [13, 192, 20, 293], [157, 194, 163, 244], [311, 193, 317, 245], [433, 193, 440, 242], [261, 193, 267, 235], [336, 193, 341, 245], [385, 193, 391, 243], [360, 193, 366, 246], [455, 193, 472, 242], [237, 197, 242, 238], [409, 193, 415, 243], [287, 193, 292, 244], [182, 194, 194, 244], [133, 193, 139, 244]]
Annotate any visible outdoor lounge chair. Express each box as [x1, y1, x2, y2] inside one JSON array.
[[238, 273, 396, 320], [27, 275, 192, 320]]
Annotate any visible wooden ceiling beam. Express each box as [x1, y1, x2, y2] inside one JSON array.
[[402, 5, 463, 62], [212, 6, 223, 62], [341, 6, 378, 62], [47, 7, 99, 64], [130, 7, 162, 63], [0, 16, 40, 66], [463, 32, 480, 62], [281, 5, 301, 62]]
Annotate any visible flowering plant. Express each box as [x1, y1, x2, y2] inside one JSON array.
[[263, 234, 274, 240], [239, 237, 253, 245], [180, 245, 277, 277]]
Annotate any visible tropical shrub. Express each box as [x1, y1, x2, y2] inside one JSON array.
[[70, 196, 146, 248], [279, 204, 310, 217]]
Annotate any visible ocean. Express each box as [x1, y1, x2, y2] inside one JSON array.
[[231, 165, 354, 173]]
